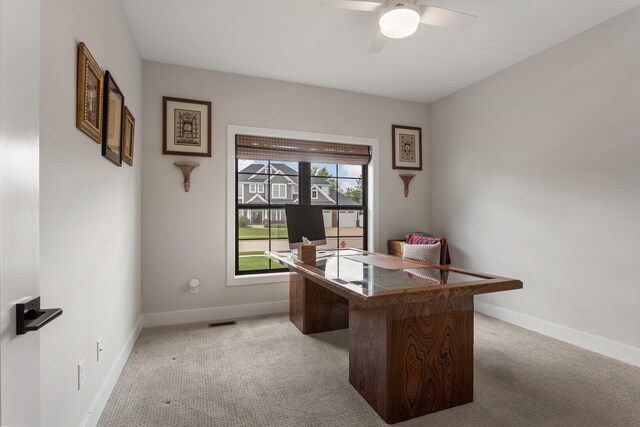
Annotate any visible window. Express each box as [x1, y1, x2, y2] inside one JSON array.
[[272, 183, 287, 199], [238, 184, 243, 202], [236, 160, 299, 274], [235, 134, 370, 276], [311, 163, 367, 251], [236, 160, 368, 275], [249, 183, 256, 193]]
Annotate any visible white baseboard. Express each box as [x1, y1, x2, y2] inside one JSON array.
[[475, 300, 640, 368], [142, 300, 290, 328], [81, 316, 143, 427]]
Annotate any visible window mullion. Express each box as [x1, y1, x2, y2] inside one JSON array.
[[300, 162, 311, 205]]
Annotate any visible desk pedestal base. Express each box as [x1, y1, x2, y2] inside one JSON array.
[[289, 272, 349, 334], [349, 296, 474, 424]]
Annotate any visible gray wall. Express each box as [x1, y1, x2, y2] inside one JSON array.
[[430, 7, 640, 364], [39, 0, 142, 425], [141, 61, 430, 317]]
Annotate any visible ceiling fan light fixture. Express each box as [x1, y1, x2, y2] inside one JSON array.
[[378, 2, 420, 39]]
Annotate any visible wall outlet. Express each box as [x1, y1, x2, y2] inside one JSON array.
[[97, 338, 103, 362], [78, 359, 85, 390], [189, 278, 199, 294]]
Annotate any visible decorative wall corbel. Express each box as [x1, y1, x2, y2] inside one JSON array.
[[174, 162, 200, 192], [399, 174, 415, 198]]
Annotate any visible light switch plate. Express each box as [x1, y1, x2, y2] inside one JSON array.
[[78, 359, 85, 390], [97, 338, 103, 362]]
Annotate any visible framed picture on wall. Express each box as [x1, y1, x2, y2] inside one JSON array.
[[392, 125, 422, 171], [76, 42, 104, 143], [102, 71, 125, 166], [123, 106, 135, 166], [163, 96, 212, 157]]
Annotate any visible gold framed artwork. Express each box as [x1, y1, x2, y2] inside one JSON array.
[[102, 71, 125, 166], [123, 106, 135, 166], [392, 125, 422, 171], [76, 42, 104, 143], [163, 96, 212, 157]]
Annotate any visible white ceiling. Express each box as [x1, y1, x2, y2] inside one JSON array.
[[122, 0, 640, 103]]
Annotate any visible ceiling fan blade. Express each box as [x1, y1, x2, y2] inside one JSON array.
[[367, 30, 387, 54], [419, 5, 477, 29], [320, 0, 383, 12]]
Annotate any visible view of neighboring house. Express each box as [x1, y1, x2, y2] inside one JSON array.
[[237, 162, 362, 227]]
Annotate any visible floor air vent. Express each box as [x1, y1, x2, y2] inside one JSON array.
[[208, 320, 237, 328]]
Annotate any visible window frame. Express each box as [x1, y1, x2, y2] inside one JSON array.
[[227, 125, 379, 287]]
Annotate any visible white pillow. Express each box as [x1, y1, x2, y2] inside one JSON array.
[[402, 242, 441, 265]]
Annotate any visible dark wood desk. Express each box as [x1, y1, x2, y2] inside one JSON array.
[[266, 249, 523, 424]]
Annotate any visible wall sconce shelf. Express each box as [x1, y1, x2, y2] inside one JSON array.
[[399, 174, 416, 197], [174, 161, 200, 192]]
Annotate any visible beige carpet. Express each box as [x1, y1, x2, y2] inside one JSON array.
[[98, 313, 640, 427]]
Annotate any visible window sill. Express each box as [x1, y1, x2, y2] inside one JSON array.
[[227, 271, 291, 287]]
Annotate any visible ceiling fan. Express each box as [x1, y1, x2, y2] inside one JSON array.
[[320, 0, 477, 53]]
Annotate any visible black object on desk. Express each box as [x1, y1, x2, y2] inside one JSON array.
[[16, 296, 62, 335]]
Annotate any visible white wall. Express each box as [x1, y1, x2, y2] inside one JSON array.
[[142, 62, 430, 320], [0, 1, 41, 425], [430, 7, 640, 365], [39, 0, 142, 425]]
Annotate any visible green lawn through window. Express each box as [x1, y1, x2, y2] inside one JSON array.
[[239, 227, 288, 239], [238, 254, 285, 271]]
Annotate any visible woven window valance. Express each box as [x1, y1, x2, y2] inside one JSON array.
[[236, 135, 371, 165]]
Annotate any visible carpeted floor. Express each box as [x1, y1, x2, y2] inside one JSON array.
[[98, 313, 640, 427]]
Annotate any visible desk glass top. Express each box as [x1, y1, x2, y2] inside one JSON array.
[[269, 249, 486, 296]]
